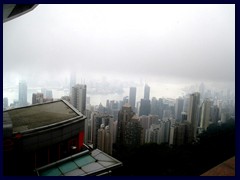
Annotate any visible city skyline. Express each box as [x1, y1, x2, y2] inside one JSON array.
[[2, 4, 235, 176], [3, 4, 235, 98]]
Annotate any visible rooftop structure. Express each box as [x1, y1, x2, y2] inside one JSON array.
[[36, 148, 122, 176], [4, 100, 82, 135], [3, 100, 122, 176]]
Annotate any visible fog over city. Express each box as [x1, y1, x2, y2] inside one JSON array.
[[3, 4, 235, 105]]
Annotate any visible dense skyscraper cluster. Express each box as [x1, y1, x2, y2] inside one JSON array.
[[3, 77, 235, 157]]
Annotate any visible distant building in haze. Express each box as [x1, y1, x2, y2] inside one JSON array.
[[90, 112, 114, 154], [32, 93, 44, 104], [71, 84, 87, 115], [45, 90, 53, 99], [144, 84, 150, 100], [3, 97, 8, 110], [139, 99, 151, 116], [124, 115, 143, 146], [210, 105, 219, 123], [200, 99, 212, 131], [69, 72, 76, 96], [169, 121, 193, 146], [145, 119, 171, 144], [129, 87, 137, 112], [187, 92, 200, 139], [116, 104, 142, 147], [18, 81, 28, 107], [175, 97, 184, 122], [41, 88, 53, 99], [70, 84, 87, 143]]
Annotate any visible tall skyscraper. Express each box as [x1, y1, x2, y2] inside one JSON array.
[[69, 72, 76, 96], [145, 119, 171, 145], [71, 84, 87, 143], [97, 124, 113, 155], [200, 99, 212, 131], [45, 90, 53, 99], [97, 124, 105, 151], [3, 97, 8, 110], [144, 84, 150, 100], [175, 97, 184, 122], [129, 87, 137, 111], [71, 84, 87, 115], [91, 112, 114, 150], [182, 95, 190, 114], [104, 125, 113, 155], [116, 104, 136, 146], [210, 105, 219, 123], [124, 115, 143, 146], [150, 97, 159, 115], [18, 81, 28, 107], [139, 99, 151, 116], [187, 92, 200, 139]]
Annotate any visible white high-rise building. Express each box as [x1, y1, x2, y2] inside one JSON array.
[[200, 99, 212, 131]]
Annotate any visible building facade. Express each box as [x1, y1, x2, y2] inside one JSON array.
[[3, 100, 86, 175], [129, 87, 137, 112], [18, 80, 28, 107]]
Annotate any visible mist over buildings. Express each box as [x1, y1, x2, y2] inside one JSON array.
[[3, 4, 234, 92]]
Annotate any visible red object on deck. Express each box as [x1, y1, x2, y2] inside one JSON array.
[[15, 133, 22, 139], [78, 131, 84, 150]]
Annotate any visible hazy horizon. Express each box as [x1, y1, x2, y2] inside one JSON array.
[[3, 4, 235, 105]]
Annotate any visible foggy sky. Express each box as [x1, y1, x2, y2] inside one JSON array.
[[3, 4, 235, 87]]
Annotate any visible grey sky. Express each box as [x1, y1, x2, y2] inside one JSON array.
[[3, 4, 235, 88]]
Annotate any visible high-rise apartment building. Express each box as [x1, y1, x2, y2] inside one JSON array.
[[145, 119, 171, 144], [150, 97, 159, 116], [18, 81, 28, 107], [116, 104, 142, 147], [129, 87, 137, 112], [139, 99, 151, 116], [144, 84, 150, 100], [71, 84, 87, 115], [3, 97, 8, 110], [175, 97, 184, 122], [91, 112, 114, 151], [200, 99, 212, 131], [69, 72, 76, 96], [45, 90, 53, 99], [210, 105, 219, 123], [169, 123, 186, 146], [32, 93, 44, 104], [97, 124, 113, 155], [182, 95, 190, 114], [71, 84, 87, 143], [97, 124, 105, 151], [124, 115, 143, 146], [187, 92, 200, 139]]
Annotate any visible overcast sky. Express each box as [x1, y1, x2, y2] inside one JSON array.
[[3, 4, 235, 90]]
